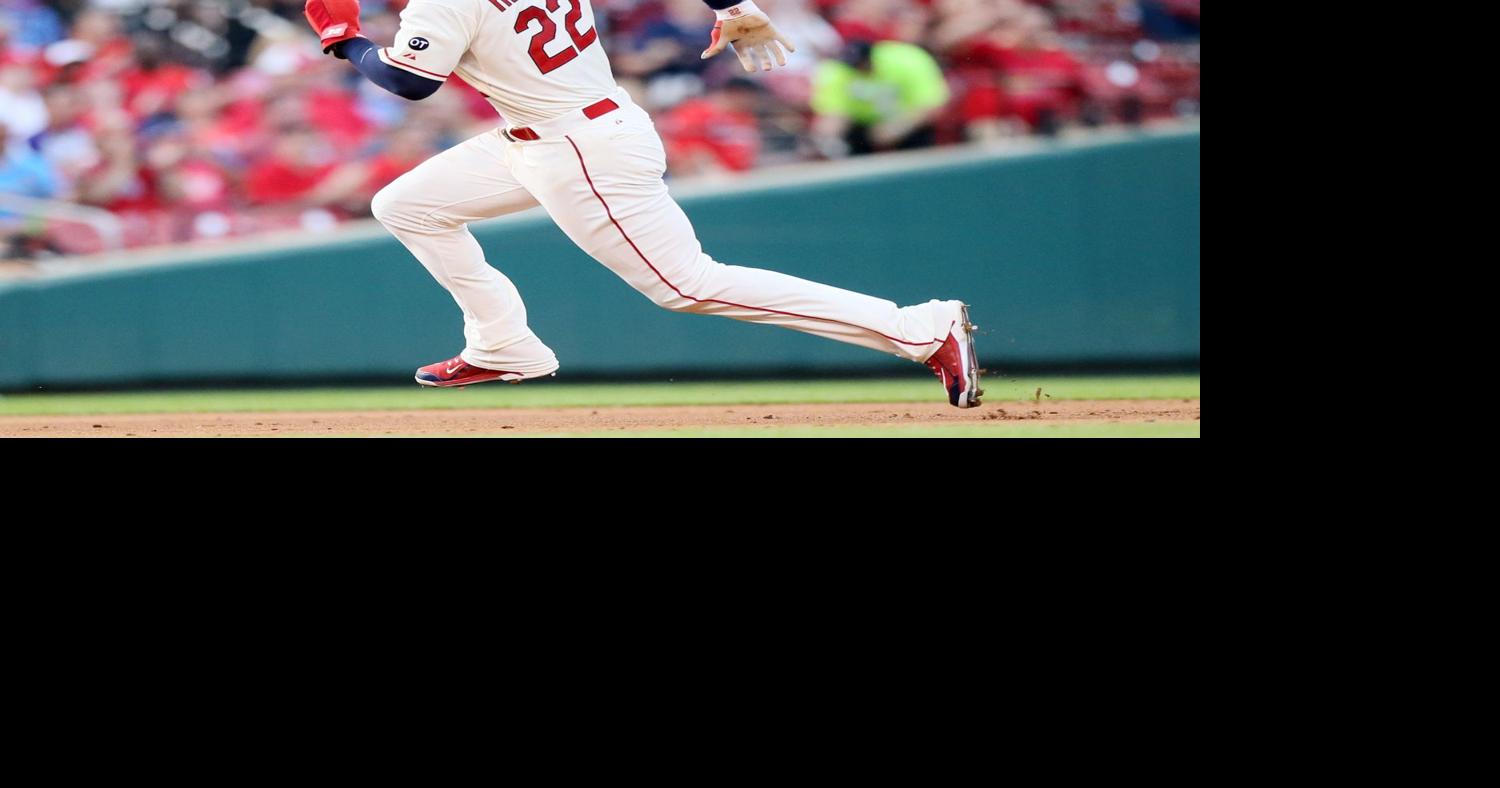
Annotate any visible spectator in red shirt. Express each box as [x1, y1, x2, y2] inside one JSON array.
[[948, 6, 1085, 135], [77, 131, 159, 214], [828, 0, 931, 44], [301, 64, 376, 150], [0, 17, 30, 68], [57, 9, 135, 83], [363, 125, 441, 197], [146, 135, 232, 212], [660, 79, 763, 175], [245, 127, 337, 206], [119, 37, 208, 120], [244, 126, 369, 209], [173, 86, 250, 163]]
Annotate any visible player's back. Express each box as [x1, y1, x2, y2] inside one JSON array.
[[380, 0, 619, 127]]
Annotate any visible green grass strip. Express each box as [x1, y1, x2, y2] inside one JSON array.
[[0, 376, 1199, 417]]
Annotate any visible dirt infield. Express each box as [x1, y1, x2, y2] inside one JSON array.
[[0, 399, 1199, 437]]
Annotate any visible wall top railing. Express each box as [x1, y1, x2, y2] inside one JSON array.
[[0, 193, 126, 255]]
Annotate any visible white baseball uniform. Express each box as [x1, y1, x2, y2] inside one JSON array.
[[372, 0, 957, 376]]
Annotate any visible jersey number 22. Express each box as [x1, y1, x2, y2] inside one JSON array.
[[513, 0, 598, 75]]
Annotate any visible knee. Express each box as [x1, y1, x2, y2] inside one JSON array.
[[645, 285, 699, 313], [371, 182, 438, 231], [641, 255, 719, 312], [370, 184, 411, 228]]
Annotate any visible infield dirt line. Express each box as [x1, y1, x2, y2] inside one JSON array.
[[0, 399, 1200, 437]]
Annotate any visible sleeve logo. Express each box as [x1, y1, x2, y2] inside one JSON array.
[[409, 37, 431, 50]]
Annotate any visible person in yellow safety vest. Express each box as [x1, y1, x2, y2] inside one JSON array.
[[810, 39, 951, 158]]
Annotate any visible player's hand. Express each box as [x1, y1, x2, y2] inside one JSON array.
[[701, 5, 797, 73], [305, 0, 362, 54]]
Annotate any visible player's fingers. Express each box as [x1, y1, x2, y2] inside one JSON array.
[[767, 40, 788, 68], [775, 30, 797, 53], [733, 43, 757, 73], [756, 44, 775, 71], [756, 44, 780, 71]]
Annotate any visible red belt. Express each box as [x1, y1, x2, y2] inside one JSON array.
[[504, 98, 619, 142]]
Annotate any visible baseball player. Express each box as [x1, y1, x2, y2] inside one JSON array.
[[303, 0, 982, 408]]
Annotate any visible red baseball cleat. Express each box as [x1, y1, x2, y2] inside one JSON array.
[[415, 355, 550, 388], [925, 303, 983, 409]]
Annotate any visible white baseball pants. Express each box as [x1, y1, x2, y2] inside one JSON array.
[[372, 91, 955, 375]]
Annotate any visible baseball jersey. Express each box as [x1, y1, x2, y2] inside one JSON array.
[[377, 0, 619, 126]]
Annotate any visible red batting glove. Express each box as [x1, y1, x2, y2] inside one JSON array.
[[702, 21, 724, 60], [305, 0, 363, 54]]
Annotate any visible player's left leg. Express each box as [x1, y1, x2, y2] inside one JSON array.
[[372, 130, 559, 381]]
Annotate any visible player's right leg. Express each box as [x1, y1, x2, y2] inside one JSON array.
[[371, 129, 559, 383]]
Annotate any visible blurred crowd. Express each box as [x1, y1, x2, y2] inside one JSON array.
[[1, 0, 1200, 263]]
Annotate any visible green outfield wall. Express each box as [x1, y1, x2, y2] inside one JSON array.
[[0, 129, 1199, 390]]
